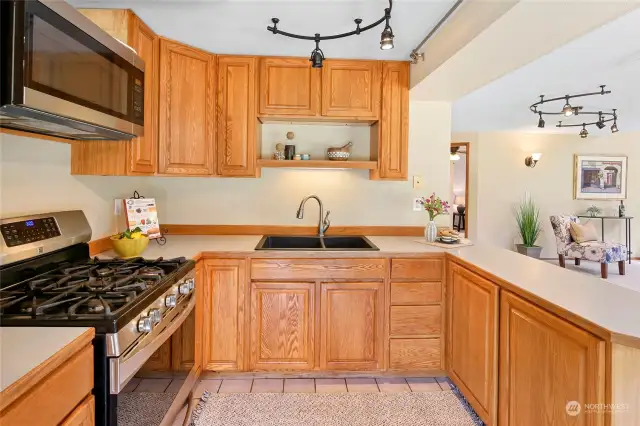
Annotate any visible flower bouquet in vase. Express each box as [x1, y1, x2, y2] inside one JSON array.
[[419, 193, 450, 242]]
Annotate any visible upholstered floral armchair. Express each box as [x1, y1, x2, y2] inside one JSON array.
[[549, 215, 627, 279]]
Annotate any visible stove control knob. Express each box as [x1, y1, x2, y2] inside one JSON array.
[[179, 282, 191, 295], [165, 294, 177, 308], [186, 278, 195, 291], [137, 316, 152, 333], [149, 308, 162, 324]]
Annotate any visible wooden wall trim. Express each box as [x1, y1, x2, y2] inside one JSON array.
[[161, 224, 425, 237], [88, 236, 112, 256]]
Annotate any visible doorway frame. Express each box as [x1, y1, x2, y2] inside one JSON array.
[[451, 141, 470, 238]]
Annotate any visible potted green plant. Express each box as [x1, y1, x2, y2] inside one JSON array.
[[515, 194, 543, 258], [586, 205, 602, 217]]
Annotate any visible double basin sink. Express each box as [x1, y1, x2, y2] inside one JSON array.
[[255, 235, 379, 251]]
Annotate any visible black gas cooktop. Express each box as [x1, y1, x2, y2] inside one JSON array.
[[0, 254, 194, 332]]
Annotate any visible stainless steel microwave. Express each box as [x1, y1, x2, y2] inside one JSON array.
[[0, 1, 145, 140]]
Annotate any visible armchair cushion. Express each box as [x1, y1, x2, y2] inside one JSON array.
[[569, 221, 598, 243], [565, 241, 628, 263]]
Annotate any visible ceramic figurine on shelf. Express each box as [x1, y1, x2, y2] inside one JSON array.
[[273, 143, 285, 160], [619, 200, 626, 218]]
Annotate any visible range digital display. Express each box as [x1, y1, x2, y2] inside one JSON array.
[[25, 220, 35, 227]]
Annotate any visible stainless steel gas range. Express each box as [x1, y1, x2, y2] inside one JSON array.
[[0, 210, 196, 426]]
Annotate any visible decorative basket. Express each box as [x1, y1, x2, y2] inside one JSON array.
[[327, 142, 352, 161]]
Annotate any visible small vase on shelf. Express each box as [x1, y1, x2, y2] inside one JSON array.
[[425, 220, 438, 242]]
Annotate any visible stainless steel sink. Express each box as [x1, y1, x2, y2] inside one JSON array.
[[255, 235, 379, 251]]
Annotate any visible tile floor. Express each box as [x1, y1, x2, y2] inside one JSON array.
[[124, 376, 453, 396]]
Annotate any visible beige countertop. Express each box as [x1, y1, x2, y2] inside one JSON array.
[[0, 327, 93, 393], [100, 235, 640, 342]]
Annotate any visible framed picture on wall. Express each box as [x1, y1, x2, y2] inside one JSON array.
[[573, 154, 628, 200]]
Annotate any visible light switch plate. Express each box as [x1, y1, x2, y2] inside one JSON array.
[[413, 175, 423, 189], [413, 198, 423, 212]]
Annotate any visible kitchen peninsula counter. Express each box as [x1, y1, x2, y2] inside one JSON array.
[[100, 234, 640, 343]]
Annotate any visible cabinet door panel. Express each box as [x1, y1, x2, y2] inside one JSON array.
[[61, 395, 95, 426], [250, 282, 315, 370], [127, 15, 158, 174], [320, 282, 384, 370], [447, 263, 499, 425], [217, 56, 258, 177], [259, 57, 320, 116], [372, 61, 409, 180], [499, 291, 605, 426], [159, 39, 215, 175], [203, 259, 245, 370], [321, 60, 381, 118], [389, 338, 440, 370], [390, 305, 441, 337]]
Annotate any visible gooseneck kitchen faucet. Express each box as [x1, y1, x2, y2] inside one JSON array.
[[296, 195, 331, 237]]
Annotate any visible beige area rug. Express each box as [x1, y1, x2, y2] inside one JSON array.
[[118, 392, 177, 426], [192, 391, 480, 426]]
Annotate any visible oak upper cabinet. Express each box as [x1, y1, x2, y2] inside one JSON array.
[[499, 291, 605, 426], [127, 14, 159, 174], [371, 61, 409, 180], [216, 55, 259, 177], [447, 263, 499, 426], [321, 60, 381, 119], [203, 259, 245, 371], [259, 57, 320, 116], [72, 10, 158, 176], [158, 38, 216, 175], [320, 282, 384, 370], [250, 282, 315, 370]]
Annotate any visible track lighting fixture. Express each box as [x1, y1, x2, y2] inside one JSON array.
[[562, 97, 574, 117], [530, 86, 619, 138], [309, 36, 324, 68], [380, 24, 394, 50], [450, 147, 460, 161], [267, 0, 394, 67], [579, 125, 588, 139]]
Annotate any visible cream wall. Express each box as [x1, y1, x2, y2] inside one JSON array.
[[454, 131, 639, 258], [0, 101, 452, 239]]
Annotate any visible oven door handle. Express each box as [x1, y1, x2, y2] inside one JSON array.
[[110, 294, 195, 394]]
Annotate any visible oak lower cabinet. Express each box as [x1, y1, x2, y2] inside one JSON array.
[[499, 291, 605, 426], [216, 56, 259, 177], [250, 282, 315, 370], [320, 282, 384, 370], [158, 38, 216, 175], [321, 60, 381, 119], [259, 57, 320, 116], [202, 259, 246, 370], [61, 396, 95, 426], [446, 263, 499, 426]]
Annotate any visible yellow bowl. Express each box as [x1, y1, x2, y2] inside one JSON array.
[[110, 235, 149, 258]]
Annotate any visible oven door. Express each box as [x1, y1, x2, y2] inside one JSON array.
[[1, 1, 144, 138]]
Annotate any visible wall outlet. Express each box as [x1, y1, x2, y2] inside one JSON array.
[[413, 198, 423, 212], [413, 175, 423, 189]]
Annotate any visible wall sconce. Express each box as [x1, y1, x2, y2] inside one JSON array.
[[450, 147, 461, 161], [524, 153, 542, 168]]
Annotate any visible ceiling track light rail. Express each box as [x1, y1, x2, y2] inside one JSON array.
[[529, 86, 619, 137], [267, 0, 394, 68], [409, 0, 464, 64]]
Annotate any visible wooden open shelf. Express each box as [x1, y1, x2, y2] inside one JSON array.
[[257, 159, 377, 170]]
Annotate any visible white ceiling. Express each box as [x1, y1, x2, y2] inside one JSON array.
[[69, 0, 458, 61], [452, 8, 640, 134]]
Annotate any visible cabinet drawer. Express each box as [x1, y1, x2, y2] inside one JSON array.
[[391, 258, 443, 281], [391, 282, 441, 305], [251, 258, 385, 280], [1, 345, 93, 426], [390, 305, 441, 337], [389, 338, 441, 370]]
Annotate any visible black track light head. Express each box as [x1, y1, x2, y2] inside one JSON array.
[[562, 99, 574, 117], [538, 113, 545, 129], [611, 121, 619, 133], [309, 36, 325, 68], [579, 124, 588, 139], [380, 25, 394, 50], [596, 113, 606, 129]]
